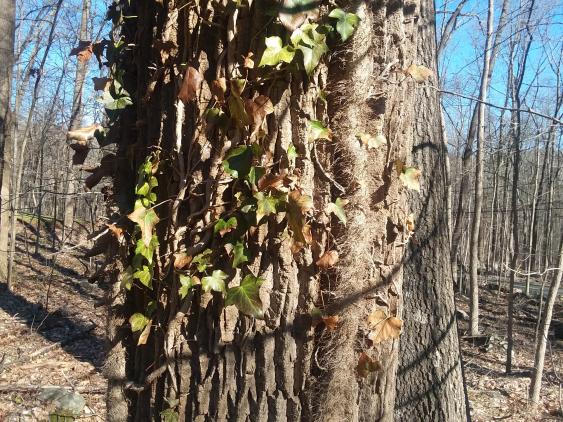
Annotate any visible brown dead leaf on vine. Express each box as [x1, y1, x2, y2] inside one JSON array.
[[316, 250, 339, 269], [211, 78, 227, 103], [93, 77, 111, 91], [404, 64, 433, 83], [67, 124, 103, 144], [367, 310, 402, 344], [243, 52, 255, 69], [322, 315, 340, 331], [178, 66, 203, 102], [279, 0, 320, 30], [405, 213, 415, 232], [257, 170, 292, 192], [173, 252, 192, 270], [287, 190, 313, 253], [106, 223, 124, 240], [137, 319, 152, 346], [356, 352, 381, 378], [245, 95, 274, 137], [70, 40, 93, 63]]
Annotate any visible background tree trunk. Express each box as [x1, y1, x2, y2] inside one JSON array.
[[529, 232, 563, 403], [468, 0, 494, 336], [63, 0, 91, 244], [0, 0, 15, 284]]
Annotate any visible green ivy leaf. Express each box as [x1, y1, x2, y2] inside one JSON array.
[[192, 249, 212, 273], [328, 8, 360, 42], [291, 23, 328, 74], [160, 409, 179, 422], [205, 107, 230, 131], [214, 216, 238, 236], [247, 166, 266, 187], [326, 197, 348, 225], [135, 235, 159, 265], [254, 192, 281, 223], [128, 201, 160, 247], [259, 36, 295, 67], [226, 274, 265, 318], [133, 265, 153, 289], [201, 270, 228, 293], [100, 90, 133, 110], [228, 96, 250, 128], [223, 145, 253, 178], [136, 181, 150, 196], [178, 275, 197, 299], [232, 241, 249, 268], [308, 120, 332, 141], [129, 313, 150, 332]]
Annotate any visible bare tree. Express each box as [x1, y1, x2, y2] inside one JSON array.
[[529, 232, 563, 403], [0, 0, 15, 284], [468, 0, 494, 336]]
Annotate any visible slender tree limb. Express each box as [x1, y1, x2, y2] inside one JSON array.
[[433, 87, 563, 124]]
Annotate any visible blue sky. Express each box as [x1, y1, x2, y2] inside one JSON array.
[[436, 0, 562, 146]]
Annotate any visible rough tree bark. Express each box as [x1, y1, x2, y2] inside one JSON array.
[[95, 1, 468, 421], [396, 0, 468, 420], [0, 0, 15, 283]]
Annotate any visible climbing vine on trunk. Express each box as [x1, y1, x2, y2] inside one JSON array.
[[69, 1, 442, 420]]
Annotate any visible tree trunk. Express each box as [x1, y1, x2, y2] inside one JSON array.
[[450, 0, 509, 275], [468, 0, 494, 336], [395, 0, 468, 420], [95, 1, 468, 420], [0, 0, 15, 283], [506, 0, 535, 373], [529, 232, 563, 403], [7, 0, 64, 287], [63, 0, 91, 244]]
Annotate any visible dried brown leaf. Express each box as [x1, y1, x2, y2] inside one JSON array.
[[356, 352, 381, 378], [211, 78, 227, 103], [316, 250, 339, 269], [137, 319, 152, 345], [106, 223, 124, 239], [322, 315, 340, 331], [367, 310, 402, 344], [173, 252, 192, 270], [70, 40, 93, 63], [404, 64, 433, 83], [178, 66, 203, 102], [245, 95, 274, 137]]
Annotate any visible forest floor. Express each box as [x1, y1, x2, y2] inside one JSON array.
[[0, 218, 106, 421], [0, 219, 562, 421], [457, 286, 563, 421]]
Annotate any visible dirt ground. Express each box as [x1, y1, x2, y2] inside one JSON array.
[[0, 219, 561, 421], [457, 286, 563, 421], [0, 219, 106, 421]]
